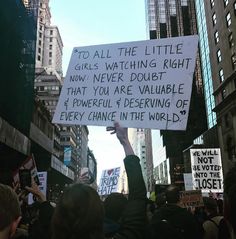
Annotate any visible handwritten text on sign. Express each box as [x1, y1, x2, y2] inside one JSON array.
[[98, 167, 120, 196], [53, 35, 199, 130], [190, 148, 223, 193]]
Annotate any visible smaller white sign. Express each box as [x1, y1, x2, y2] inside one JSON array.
[[183, 173, 194, 191], [190, 148, 223, 193], [28, 171, 47, 204], [98, 167, 120, 196]]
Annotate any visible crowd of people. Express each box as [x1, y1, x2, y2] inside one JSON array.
[[0, 122, 236, 239]]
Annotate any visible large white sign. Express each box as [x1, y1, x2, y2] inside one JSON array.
[[190, 148, 224, 193], [98, 167, 120, 196], [53, 35, 198, 130]]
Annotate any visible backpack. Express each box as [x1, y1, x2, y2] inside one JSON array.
[[151, 218, 185, 239], [208, 217, 231, 239]]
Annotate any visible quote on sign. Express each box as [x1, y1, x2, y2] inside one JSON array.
[[190, 148, 224, 193], [53, 35, 199, 130], [98, 167, 120, 196]]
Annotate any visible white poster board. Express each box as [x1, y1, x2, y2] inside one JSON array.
[[53, 35, 199, 130], [190, 148, 223, 193], [98, 167, 120, 195], [28, 171, 47, 204], [183, 173, 194, 191]]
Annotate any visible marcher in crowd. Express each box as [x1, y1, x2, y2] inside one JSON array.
[[224, 163, 236, 239], [0, 184, 21, 239], [51, 122, 147, 239], [150, 184, 203, 239], [202, 196, 230, 239]]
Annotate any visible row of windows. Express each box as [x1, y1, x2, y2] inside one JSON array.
[[210, 0, 229, 8], [216, 53, 236, 81], [214, 31, 234, 49], [212, 11, 232, 28], [35, 85, 60, 91], [44, 100, 58, 106]]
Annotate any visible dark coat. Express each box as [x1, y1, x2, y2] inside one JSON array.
[[150, 204, 203, 239], [105, 155, 147, 239]]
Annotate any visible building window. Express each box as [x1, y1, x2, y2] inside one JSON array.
[[37, 55, 41, 61], [232, 53, 236, 70], [49, 52, 52, 57], [222, 89, 227, 99], [212, 13, 217, 26], [40, 18, 43, 22], [219, 69, 224, 82], [226, 12, 231, 27], [50, 37, 53, 42], [50, 30, 53, 35], [38, 47, 41, 53], [39, 25, 42, 31], [38, 40, 41, 46], [228, 33, 234, 48], [217, 49, 222, 63], [224, 0, 229, 7], [225, 114, 230, 128], [210, 0, 214, 8], [49, 59, 52, 65], [49, 45, 52, 50], [39, 32, 42, 38], [214, 31, 219, 44]]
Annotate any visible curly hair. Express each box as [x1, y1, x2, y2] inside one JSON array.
[[51, 184, 104, 239]]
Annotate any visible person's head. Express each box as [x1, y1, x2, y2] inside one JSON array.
[[103, 192, 127, 223], [203, 196, 218, 216], [0, 184, 21, 239], [165, 185, 180, 204], [51, 183, 104, 239], [224, 163, 236, 233], [155, 192, 166, 208]]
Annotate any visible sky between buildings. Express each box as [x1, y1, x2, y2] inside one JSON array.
[[50, 0, 147, 181]]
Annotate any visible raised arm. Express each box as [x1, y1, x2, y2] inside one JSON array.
[[106, 122, 134, 156]]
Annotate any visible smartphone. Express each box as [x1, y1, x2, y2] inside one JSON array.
[[19, 169, 31, 189]]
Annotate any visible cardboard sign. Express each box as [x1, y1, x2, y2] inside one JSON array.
[[183, 173, 194, 191], [190, 148, 224, 193], [179, 190, 204, 208], [98, 167, 120, 195], [53, 35, 199, 130]]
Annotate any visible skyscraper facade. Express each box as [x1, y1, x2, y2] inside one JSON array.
[[200, 0, 236, 173], [195, 0, 217, 129], [145, 0, 208, 183]]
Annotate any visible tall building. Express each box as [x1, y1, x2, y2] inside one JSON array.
[[0, 0, 37, 179], [199, 0, 236, 174], [195, 0, 217, 129], [145, 0, 208, 184], [129, 128, 154, 192]]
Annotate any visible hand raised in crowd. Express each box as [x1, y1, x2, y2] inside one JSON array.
[[106, 121, 134, 156], [13, 182, 27, 206], [25, 178, 46, 203]]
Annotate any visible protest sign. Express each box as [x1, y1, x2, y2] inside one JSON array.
[[183, 173, 194, 191], [53, 35, 199, 130], [28, 171, 47, 205], [190, 148, 223, 193], [98, 167, 120, 195], [179, 190, 204, 208], [13, 155, 39, 186]]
